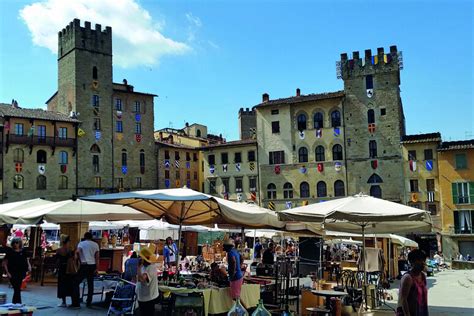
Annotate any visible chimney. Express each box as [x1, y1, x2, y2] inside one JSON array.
[[168, 135, 174, 144], [123, 79, 128, 85], [296, 88, 301, 97], [262, 93, 269, 103]]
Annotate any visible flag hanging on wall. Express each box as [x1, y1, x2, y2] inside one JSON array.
[[409, 160, 417, 172]]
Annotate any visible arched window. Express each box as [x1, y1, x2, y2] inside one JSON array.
[[140, 150, 145, 174], [36, 175, 47, 190], [369, 140, 377, 158], [92, 66, 98, 80], [298, 147, 308, 163], [37, 150, 47, 163], [297, 113, 307, 131], [317, 181, 327, 197], [59, 176, 68, 190], [332, 144, 343, 160], [13, 148, 24, 163], [315, 146, 325, 162], [93, 155, 100, 173], [314, 112, 324, 129], [90, 144, 101, 153], [121, 149, 127, 166], [370, 185, 382, 198], [59, 151, 68, 164], [267, 183, 277, 200], [13, 175, 24, 189], [283, 183, 293, 199], [367, 174, 383, 184], [334, 180, 345, 197], [368, 109, 375, 124], [300, 182, 310, 198], [331, 110, 341, 127], [196, 129, 202, 137]]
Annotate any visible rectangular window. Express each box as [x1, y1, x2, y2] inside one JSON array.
[[249, 177, 257, 191], [59, 176, 68, 190], [186, 171, 191, 180], [116, 121, 123, 133], [365, 75, 373, 89], [248, 151, 256, 162], [271, 109, 279, 115], [269, 151, 285, 164], [134, 101, 141, 113], [221, 153, 228, 164], [135, 123, 142, 134], [454, 210, 473, 234], [235, 177, 243, 192], [164, 150, 170, 160], [455, 153, 467, 169], [92, 155, 100, 173], [409, 179, 419, 192], [14, 123, 24, 135], [37, 125, 46, 142], [271, 121, 280, 134], [408, 150, 416, 160], [175, 151, 180, 161], [164, 170, 170, 179], [455, 182, 470, 204], [193, 171, 198, 180], [222, 178, 229, 193], [424, 149, 433, 161], [426, 179, 435, 192], [58, 127, 67, 139], [94, 176, 101, 188], [175, 170, 180, 179], [135, 177, 142, 188], [186, 152, 191, 161], [209, 179, 217, 194], [93, 118, 101, 130], [115, 98, 122, 111], [92, 95, 100, 107], [234, 152, 242, 163], [380, 108, 386, 116], [193, 153, 198, 162], [208, 154, 215, 165], [427, 204, 437, 216]]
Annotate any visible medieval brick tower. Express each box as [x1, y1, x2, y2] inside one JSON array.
[[340, 46, 406, 201], [56, 19, 113, 194]]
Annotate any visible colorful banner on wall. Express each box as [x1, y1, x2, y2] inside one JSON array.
[[236, 163, 241, 172], [274, 165, 281, 175], [335, 162, 342, 172], [317, 163, 324, 173], [409, 160, 417, 172], [209, 165, 215, 174], [425, 160, 433, 171]]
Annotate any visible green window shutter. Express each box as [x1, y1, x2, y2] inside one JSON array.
[[452, 183, 458, 204], [469, 182, 474, 203]]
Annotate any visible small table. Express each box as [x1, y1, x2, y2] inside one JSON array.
[[311, 289, 348, 311]]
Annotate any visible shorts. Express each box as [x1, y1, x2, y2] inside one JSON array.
[[230, 277, 243, 299]]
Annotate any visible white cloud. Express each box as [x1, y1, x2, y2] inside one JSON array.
[[185, 12, 202, 28], [19, 0, 190, 68]]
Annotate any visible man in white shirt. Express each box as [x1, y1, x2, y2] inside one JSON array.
[[137, 247, 159, 315], [73, 232, 99, 308]]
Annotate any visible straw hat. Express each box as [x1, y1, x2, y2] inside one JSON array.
[[139, 247, 159, 263]]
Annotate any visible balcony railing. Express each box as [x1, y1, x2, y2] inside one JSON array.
[[454, 227, 474, 235], [7, 134, 75, 148]]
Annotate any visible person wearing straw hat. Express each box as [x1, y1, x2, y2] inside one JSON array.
[[136, 246, 159, 315], [223, 238, 243, 301]]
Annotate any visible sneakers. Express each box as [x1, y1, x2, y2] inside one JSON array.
[[57, 302, 67, 307]]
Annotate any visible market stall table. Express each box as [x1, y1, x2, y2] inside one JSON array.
[[0, 305, 36, 315], [158, 285, 211, 316], [311, 289, 348, 311]]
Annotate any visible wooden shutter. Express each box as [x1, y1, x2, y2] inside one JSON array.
[[470, 182, 474, 204], [452, 183, 458, 204]]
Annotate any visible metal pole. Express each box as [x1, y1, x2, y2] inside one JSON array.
[[319, 238, 323, 280], [176, 202, 184, 277], [362, 224, 367, 311], [388, 238, 392, 279]]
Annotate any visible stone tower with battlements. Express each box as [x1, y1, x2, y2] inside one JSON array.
[[56, 19, 114, 194], [340, 46, 406, 201], [238, 107, 256, 140]]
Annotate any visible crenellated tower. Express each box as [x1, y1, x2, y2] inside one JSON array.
[[340, 46, 406, 201], [56, 19, 114, 194], [238, 107, 257, 140]]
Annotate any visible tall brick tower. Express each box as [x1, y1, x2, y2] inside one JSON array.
[[340, 46, 406, 201], [56, 19, 113, 194]]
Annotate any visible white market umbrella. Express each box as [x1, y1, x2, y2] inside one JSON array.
[[0, 198, 54, 224]]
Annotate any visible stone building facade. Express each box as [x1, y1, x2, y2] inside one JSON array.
[[0, 102, 78, 202], [238, 107, 256, 140], [202, 140, 258, 202], [401, 133, 442, 231], [47, 19, 157, 195], [438, 140, 474, 259]]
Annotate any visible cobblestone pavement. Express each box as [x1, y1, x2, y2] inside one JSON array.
[[0, 269, 472, 315]]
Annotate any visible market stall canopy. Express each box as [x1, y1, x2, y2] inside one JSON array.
[[326, 238, 362, 245], [325, 231, 417, 247], [112, 219, 210, 232], [82, 188, 286, 229], [0, 198, 53, 224], [2, 199, 152, 224], [278, 194, 432, 234]]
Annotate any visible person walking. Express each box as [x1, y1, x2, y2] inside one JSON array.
[[136, 247, 159, 315], [262, 242, 275, 265], [2, 237, 31, 304], [254, 238, 263, 261], [56, 235, 75, 307], [223, 239, 243, 301], [123, 251, 139, 282], [163, 237, 177, 268], [74, 232, 99, 308], [397, 249, 429, 316]]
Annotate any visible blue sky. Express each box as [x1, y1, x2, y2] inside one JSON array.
[[0, 0, 472, 141]]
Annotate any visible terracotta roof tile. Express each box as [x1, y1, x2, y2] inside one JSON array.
[[401, 133, 441, 144], [0, 103, 79, 123], [255, 90, 344, 108], [439, 140, 474, 151]]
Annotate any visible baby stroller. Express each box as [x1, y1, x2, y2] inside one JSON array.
[[107, 278, 136, 315]]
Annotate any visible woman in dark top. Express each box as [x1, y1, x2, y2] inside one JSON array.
[[56, 235, 74, 307], [2, 237, 31, 304], [262, 242, 275, 265]]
